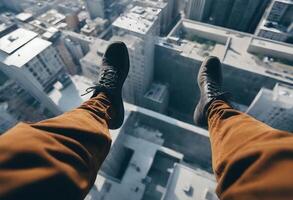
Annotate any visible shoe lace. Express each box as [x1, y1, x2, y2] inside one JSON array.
[[82, 68, 118, 96], [207, 80, 225, 98]]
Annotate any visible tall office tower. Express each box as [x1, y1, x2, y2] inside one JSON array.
[[247, 84, 293, 132], [112, 6, 161, 105], [84, 0, 117, 20], [185, 0, 212, 21], [85, 0, 105, 19], [111, 35, 147, 104], [255, 0, 293, 44], [227, 0, 271, 32], [134, 0, 177, 35], [188, 0, 270, 33], [2, 0, 22, 12], [0, 28, 67, 93], [0, 63, 62, 133]]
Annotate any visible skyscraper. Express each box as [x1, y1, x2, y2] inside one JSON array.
[[185, 0, 212, 21], [84, 0, 117, 20], [84, 0, 105, 19], [0, 28, 68, 92], [0, 63, 62, 133], [255, 0, 293, 44], [187, 0, 270, 33], [247, 83, 293, 132], [112, 6, 161, 105]]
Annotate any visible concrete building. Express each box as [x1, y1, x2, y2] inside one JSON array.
[[154, 19, 293, 123], [0, 102, 18, 133], [85, 0, 106, 19], [84, 0, 118, 20], [188, 0, 270, 33], [0, 28, 67, 92], [85, 103, 217, 200], [185, 0, 211, 21], [143, 82, 169, 113], [0, 63, 62, 133], [2, 0, 23, 12], [255, 0, 293, 44], [81, 18, 108, 37], [133, 0, 177, 35], [80, 38, 109, 80], [112, 6, 161, 105], [0, 19, 17, 37], [247, 83, 293, 132]]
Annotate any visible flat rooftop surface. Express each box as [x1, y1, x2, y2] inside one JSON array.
[[113, 6, 161, 35], [160, 19, 293, 84], [0, 28, 37, 54]]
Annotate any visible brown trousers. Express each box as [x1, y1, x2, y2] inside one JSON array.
[[0, 95, 292, 200]]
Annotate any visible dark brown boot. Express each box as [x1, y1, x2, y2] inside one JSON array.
[[193, 56, 228, 127]]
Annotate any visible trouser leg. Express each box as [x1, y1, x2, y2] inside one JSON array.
[[0, 93, 112, 200], [208, 100, 293, 200]]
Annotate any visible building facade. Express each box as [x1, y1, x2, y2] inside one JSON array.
[[247, 83, 293, 132], [255, 0, 293, 44], [112, 6, 161, 106], [186, 0, 270, 33], [0, 63, 62, 133], [0, 28, 68, 92]]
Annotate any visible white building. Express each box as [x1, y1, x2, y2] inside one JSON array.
[[112, 6, 161, 105], [255, 0, 293, 44], [0, 28, 66, 92], [247, 83, 293, 132]]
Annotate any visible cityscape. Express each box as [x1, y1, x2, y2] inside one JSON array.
[[0, 0, 292, 199]]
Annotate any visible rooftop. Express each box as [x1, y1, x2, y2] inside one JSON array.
[[38, 9, 66, 26], [3, 37, 51, 68], [163, 164, 217, 200], [0, 28, 38, 54], [112, 6, 161, 35], [85, 102, 213, 200], [160, 19, 293, 84], [0, 28, 52, 68], [16, 13, 33, 22], [80, 38, 110, 66], [144, 83, 168, 103]]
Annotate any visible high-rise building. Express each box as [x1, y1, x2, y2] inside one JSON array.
[[185, 0, 212, 21], [2, 0, 22, 12], [0, 28, 67, 92], [112, 6, 161, 105], [84, 0, 117, 20], [154, 19, 293, 123], [187, 0, 270, 33], [0, 63, 62, 133], [134, 0, 177, 35], [255, 0, 293, 44], [247, 83, 293, 132], [84, 0, 105, 19], [80, 38, 109, 80], [85, 103, 217, 200]]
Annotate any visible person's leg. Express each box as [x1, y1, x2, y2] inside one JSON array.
[[0, 42, 129, 200], [194, 57, 293, 200], [0, 94, 112, 200], [208, 100, 293, 200]]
